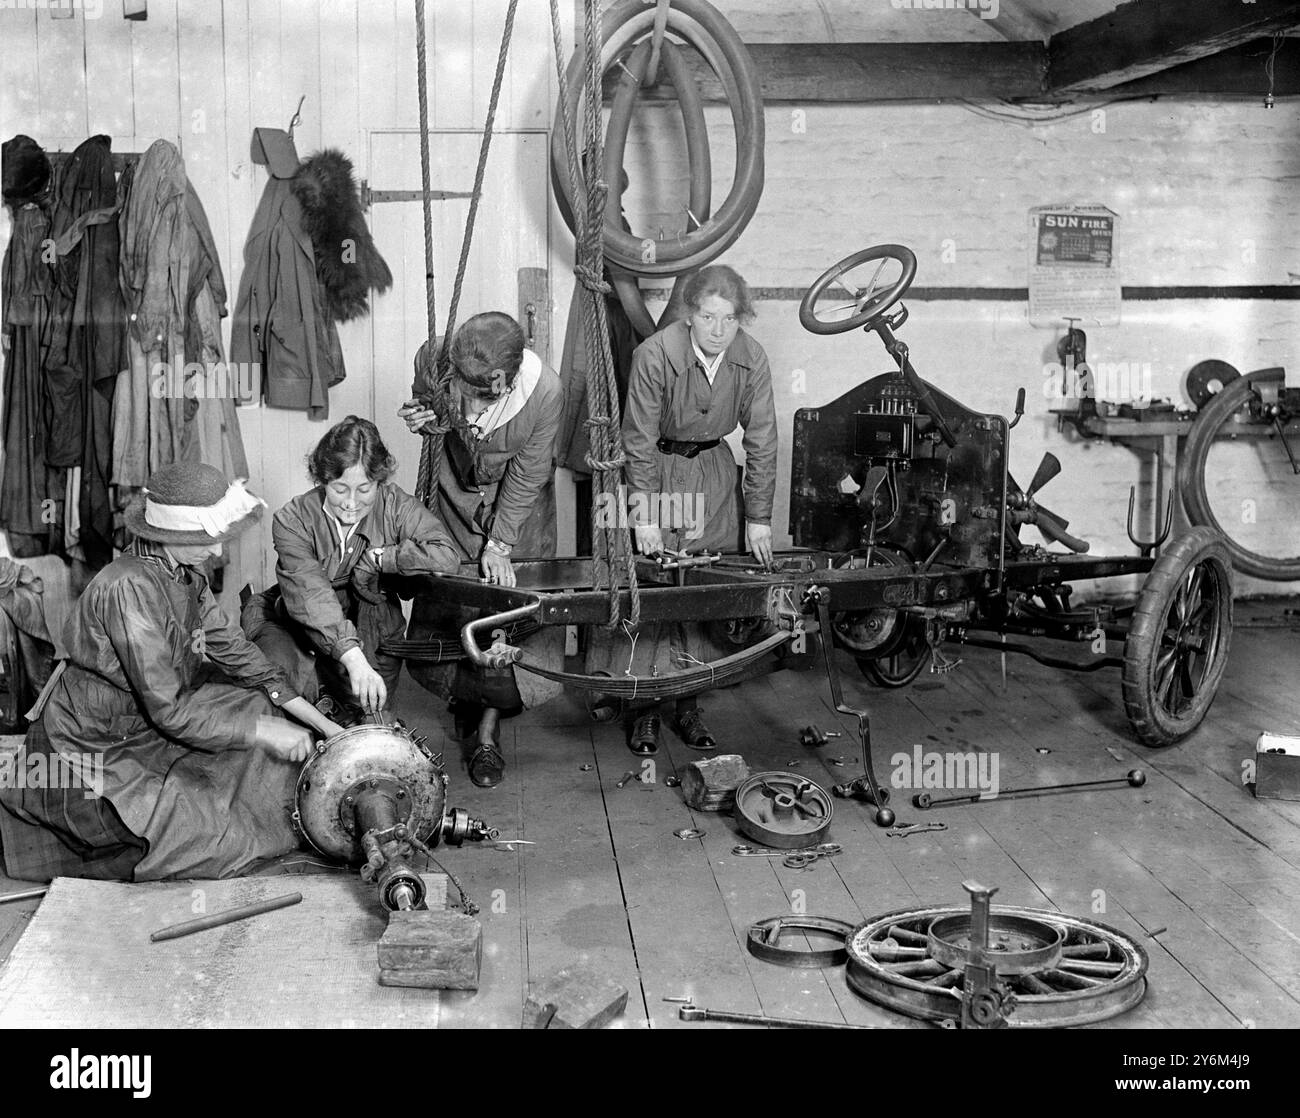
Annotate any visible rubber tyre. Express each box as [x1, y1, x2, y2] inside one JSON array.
[[1180, 368, 1300, 581], [551, 0, 765, 277], [1122, 527, 1233, 747]]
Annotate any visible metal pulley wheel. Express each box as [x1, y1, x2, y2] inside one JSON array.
[[1184, 359, 1240, 410], [733, 771, 833, 849], [844, 903, 1148, 1028], [832, 546, 907, 656]]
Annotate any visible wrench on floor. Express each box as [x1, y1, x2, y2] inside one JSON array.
[[886, 822, 949, 838], [732, 842, 842, 859], [679, 1005, 877, 1029]]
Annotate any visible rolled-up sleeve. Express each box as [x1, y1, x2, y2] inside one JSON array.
[[272, 504, 360, 660], [739, 348, 778, 525], [621, 339, 667, 526]]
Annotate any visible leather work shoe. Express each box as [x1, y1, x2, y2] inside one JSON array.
[[677, 707, 717, 751], [629, 712, 661, 756], [469, 744, 506, 788]]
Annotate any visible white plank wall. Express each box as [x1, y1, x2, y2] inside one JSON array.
[[0, 0, 578, 602], [3, 2, 1295, 597]]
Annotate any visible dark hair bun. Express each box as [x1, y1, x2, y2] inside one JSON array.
[[307, 416, 397, 485]]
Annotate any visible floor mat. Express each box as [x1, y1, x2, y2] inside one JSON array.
[[0, 873, 446, 1027]]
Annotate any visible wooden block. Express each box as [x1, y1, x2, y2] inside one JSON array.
[[377, 909, 482, 990], [681, 754, 750, 811], [522, 964, 628, 1029]]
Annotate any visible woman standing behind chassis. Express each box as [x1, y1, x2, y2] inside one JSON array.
[[0, 463, 344, 882], [242, 417, 462, 722], [399, 312, 564, 788], [608, 264, 778, 755]]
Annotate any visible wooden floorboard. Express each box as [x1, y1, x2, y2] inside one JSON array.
[[949, 635, 1300, 1027], [0, 616, 1295, 1030]]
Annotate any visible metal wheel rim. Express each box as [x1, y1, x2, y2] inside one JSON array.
[[845, 903, 1148, 1028], [1150, 558, 1226, 720]]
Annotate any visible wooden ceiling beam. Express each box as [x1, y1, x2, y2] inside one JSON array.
[[1103, 37, 1299, 98], [605, 42, 1047, 103], [964, 2, 1051, 44], [603, 38, 1299, 104], [1046, 0, 1300, 94]]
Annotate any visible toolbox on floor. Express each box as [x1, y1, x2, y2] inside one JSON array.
[[1255, 732, 1300, 801]]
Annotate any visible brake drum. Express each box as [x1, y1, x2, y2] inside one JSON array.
[[733, 771, 833, 849], [293, 724, 448, 863]]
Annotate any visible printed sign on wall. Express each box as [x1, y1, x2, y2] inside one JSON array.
[[1028, 205, 1121, 326]]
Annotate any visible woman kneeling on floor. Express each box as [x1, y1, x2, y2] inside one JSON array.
[[0, 464, 344, 883], [243, 417, 462, 724]]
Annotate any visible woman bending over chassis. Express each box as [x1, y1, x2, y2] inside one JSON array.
[[588, 264, 778, 755], [243, 417, 462, 724], [399, 311, 564, 788]]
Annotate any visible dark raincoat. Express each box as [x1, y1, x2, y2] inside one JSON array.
[[0, 541, 303, 882], [0, 201, 57, 554]]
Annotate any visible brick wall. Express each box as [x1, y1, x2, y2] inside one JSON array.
[[621, 99, 1300, 596]]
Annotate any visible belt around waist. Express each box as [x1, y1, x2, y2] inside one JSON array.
[[657, 437, 721, 458]]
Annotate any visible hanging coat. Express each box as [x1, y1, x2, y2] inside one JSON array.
[[0, 541, 304, 882], [0, 201, 58, 553], [115, 139, 196, 487], [45, 135, 124, 568]]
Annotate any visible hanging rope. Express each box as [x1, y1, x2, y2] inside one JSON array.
[[549, 0, 640, 628], [414, 0, 521, 505], [413, 0, 437, 348]]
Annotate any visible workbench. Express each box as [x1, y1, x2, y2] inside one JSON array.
[[1081, 413, 1196, 549]]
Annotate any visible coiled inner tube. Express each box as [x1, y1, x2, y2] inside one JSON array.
[[551, 0, 765, 288], [1180, 367, 1300, 581]]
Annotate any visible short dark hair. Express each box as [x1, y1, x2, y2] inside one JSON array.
[[682, 264, 755, 323], [307, 416, 397, 485], [449, 312, 526, 392]]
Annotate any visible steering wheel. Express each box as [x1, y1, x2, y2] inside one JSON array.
[[799, 245, 917, 336]]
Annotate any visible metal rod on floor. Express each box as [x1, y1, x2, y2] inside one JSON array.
[[0, 887, 48, 905], [680, 1005, 879, 1029], [150, 892, 303, 943]]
